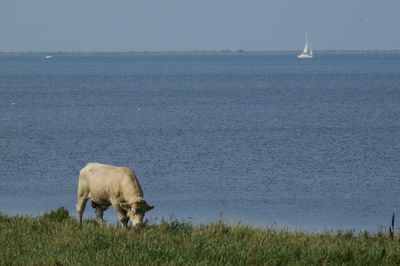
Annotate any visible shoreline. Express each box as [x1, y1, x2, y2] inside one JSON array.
[[0, 207, 392, 234]]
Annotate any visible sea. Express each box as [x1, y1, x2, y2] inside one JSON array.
[[1, 52, 399, 232]]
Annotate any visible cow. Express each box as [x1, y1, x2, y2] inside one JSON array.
[[76, 162, 154, 227]]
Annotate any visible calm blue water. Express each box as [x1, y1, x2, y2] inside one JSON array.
[[1, 52, 400, 231]]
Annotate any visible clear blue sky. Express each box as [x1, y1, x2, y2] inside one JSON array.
[[1, 0, 399, 52]]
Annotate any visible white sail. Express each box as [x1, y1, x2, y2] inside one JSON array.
[[302, 32, 309, 53], [298, 32, 313, 59], [303, 42, 308, 54]]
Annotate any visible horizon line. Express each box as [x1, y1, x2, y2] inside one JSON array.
[[1, 49, 399, 55]]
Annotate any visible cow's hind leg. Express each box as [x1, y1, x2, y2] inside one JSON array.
[[76, 195, 88, 223]]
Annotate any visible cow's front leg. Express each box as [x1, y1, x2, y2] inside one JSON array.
[[120, 215, 129, 228], [112, 203, 130, 228]]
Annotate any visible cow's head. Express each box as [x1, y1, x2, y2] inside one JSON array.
[[120, 198, 154, 226]]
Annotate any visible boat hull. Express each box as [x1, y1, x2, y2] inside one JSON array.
[[297, 54, 313, 59]]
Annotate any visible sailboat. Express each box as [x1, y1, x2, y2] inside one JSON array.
[[297, 32, 313, 59]]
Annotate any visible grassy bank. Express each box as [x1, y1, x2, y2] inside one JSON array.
[[1, 207, 400, 265]]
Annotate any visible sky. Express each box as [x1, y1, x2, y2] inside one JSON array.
[[1, 0, 399, 52]]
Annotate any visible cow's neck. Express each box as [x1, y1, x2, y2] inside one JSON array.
[[123, 190, 143, 203]]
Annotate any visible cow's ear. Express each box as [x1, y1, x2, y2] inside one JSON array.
[[119, 202, 130, 211], [146, 204, 155, 212]]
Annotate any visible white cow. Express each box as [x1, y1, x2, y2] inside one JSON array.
[[76, 162, 154, 227]]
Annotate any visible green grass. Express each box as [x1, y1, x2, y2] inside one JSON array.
[[1, 207, 400, 265]]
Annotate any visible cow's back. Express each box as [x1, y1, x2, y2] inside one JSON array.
[[77, 163, 143, 203]]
